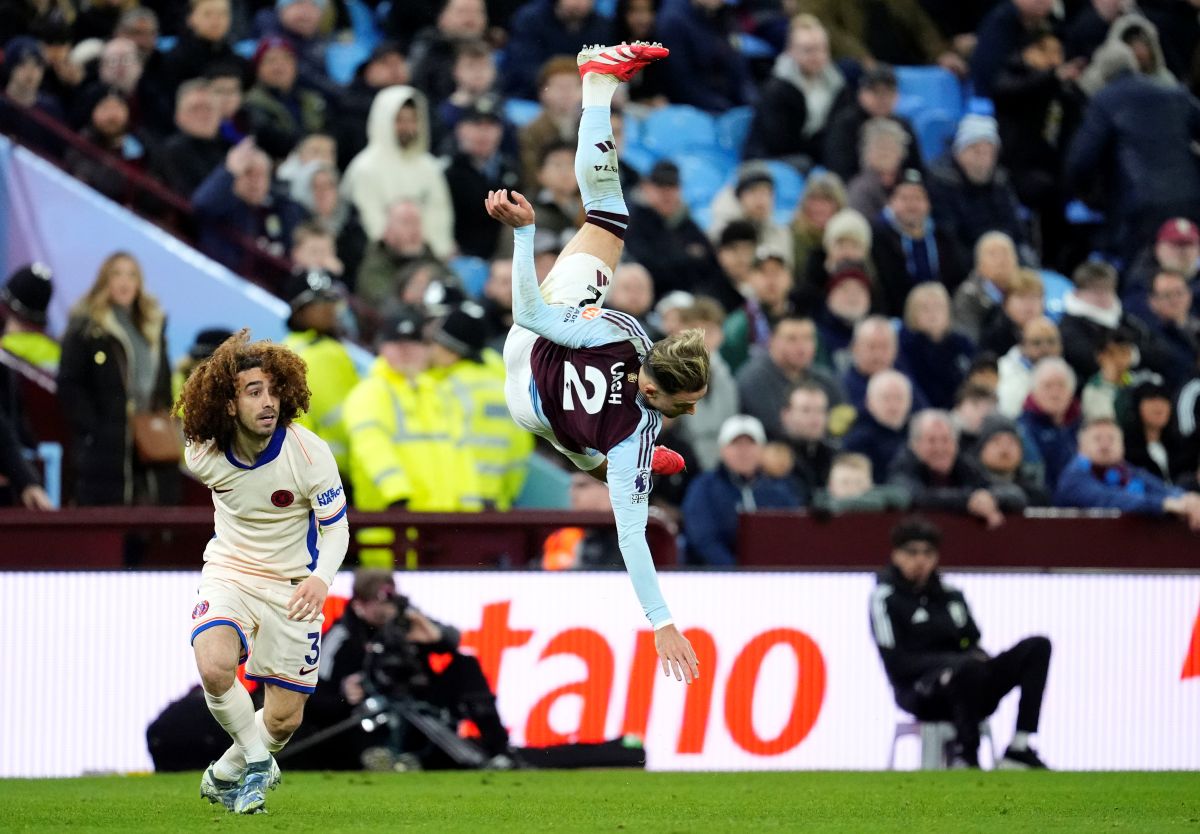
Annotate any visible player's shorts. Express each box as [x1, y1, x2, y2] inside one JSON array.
[[189, 570, 324, 694], [503, 252, 611, 472]]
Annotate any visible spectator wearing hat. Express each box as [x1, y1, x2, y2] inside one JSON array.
[[517, 56, 581, 192], [1065, 40, 1200, 262], [973, 412, 1050, 506], [281, 267, 359, 474], [927, 115, 1031, 268], [1054, 416, 1200, 530], [65, 84, 154, 204], [1122, 219, 1200, 316], [888, 409, 1027, 528], [970, 0, 1059, 97], [161, 0, 246, 95], [708, 163, 793, 270], [980, 267, 1045, 358], [656, 0, 754, 112], [846, 118, 911, 221], [443, 95, 522, 260], [816, 260, 872, 375], [871, 169, 966, 318], [427, 303, 534, 510], [788, 171, 847, 301], [744, 14, 851, 168], [1140, 269, 1200, 389], [334, 42, 410, 170], [898, 283, 975, 411], [409, 0, 490, 108], [702, 220, 759, 314], [680, 415, 801, 566], [0, 263, 60, 373], [503, 0, 612, 100], [797, 206, 874, 314], [1078, 12, 1177, 96], [823, 64, 921, 182], [736, 314, 844, 442], [253, 0, 337, 98], [721, 248, 795, 374], [624, 159, 723, 299], [1018, 356, 1081, 490], [242, 36, 326, 159], [1122, 379, 1194, 485], [997, 315, 1061, 418], [843, 369, 913, 483], [952, 232, 1021, 345], [0, 36, 67, 158], [151, 79, 228, 200]]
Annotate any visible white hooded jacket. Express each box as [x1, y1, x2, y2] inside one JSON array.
[[341, 85, 455, 258]]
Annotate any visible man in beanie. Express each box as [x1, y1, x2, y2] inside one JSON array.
[[1122, 218, 1200, 320], [0, 263, 59, 372], [427, 303, 533, 510], [0, 36, 67, 158], [282, 268, 359, 475], [870, 516, 1052, 768], [973, 412, 1050, 505], [928, 114, 1031, 267]]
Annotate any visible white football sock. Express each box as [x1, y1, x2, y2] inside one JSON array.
[[255, 708, 292, 752], [1010, 731, 1031, 752], [211, 708, 291, 780], [581, 72, 619, 108], [204, 680, 270, 776]]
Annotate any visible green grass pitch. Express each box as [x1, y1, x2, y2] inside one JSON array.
[[2, 771, 1198, 833]]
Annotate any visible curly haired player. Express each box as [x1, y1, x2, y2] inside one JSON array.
[[489, 43, 707, 684], [176, 330, 348, 813]]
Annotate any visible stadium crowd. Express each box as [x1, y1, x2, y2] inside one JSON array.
[[4, 0, 1200, 566]]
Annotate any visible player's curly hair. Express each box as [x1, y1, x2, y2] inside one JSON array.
[[174, 329, 311, 449], [645, 328, 710, 395]]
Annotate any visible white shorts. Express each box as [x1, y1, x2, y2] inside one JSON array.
[[503, 252, 611, 472], [189, 570, 324, 693]]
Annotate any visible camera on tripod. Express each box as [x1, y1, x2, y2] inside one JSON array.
[[362, 594, 431, 698]]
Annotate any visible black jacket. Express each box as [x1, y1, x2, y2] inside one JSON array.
[[926, 157, 1028, 266], [887, 447, 1028, 514], [870, 218, 967, 317], [822, 104, 921, 181], [624, 204, 723, 298], [870, 564, 982, 705], [443, 151, 523, 260], [152, 132, 228, 199], [744, 75, 854, 164]]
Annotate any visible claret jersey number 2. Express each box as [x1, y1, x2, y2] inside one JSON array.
[[562, 360, 626, 414]]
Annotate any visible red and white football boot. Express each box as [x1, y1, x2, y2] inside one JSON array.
[[577, 42, 670, 82]]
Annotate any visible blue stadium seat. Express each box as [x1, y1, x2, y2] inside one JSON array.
[[233, 39, 257, 59], [326, 42, 371, 86], [738, 33, 776, 59], [895, 66, 964, 120], [344, 0, 381, 49], [621, 111, 643, 148], [676, 153, 728, 214], [716, 106, 754, 157], [912, 108, 956, 163], [449, 255, 490, 299], [967, 96, 995, 116], [156, 36, 177, 52], [1039, 269, 1074, 322], [1066, 199, 1106, 225], [761, 159, 805, 213], [504, 98, 541, 127], [640, 105, 719, 156], [620, 144, 659, 175]]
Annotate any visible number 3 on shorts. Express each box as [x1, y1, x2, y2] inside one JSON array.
[[304, 632, 320, 665]]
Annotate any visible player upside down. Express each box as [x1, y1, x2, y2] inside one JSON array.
[[487, 42, 707, 684]]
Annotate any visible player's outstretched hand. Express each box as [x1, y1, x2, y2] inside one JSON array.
[[655, 623, 700, 684], [287, 575, 329, 622], [485, 189, 535, 228]]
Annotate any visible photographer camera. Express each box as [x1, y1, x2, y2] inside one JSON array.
[[301, 569, 515, 771]]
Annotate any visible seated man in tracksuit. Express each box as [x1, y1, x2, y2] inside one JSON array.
[[868, 517, 1052, 769]]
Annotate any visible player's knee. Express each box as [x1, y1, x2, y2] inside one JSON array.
[[196, 662, 237, 696]]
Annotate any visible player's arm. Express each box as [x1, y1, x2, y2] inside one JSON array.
[[606, 425, 699, 684], [290, 439, 350, 621]]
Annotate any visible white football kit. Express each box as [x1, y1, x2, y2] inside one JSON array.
[[186, 422, 349, 693]]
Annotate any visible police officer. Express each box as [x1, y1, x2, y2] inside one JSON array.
[[1, 263, 59, 372]]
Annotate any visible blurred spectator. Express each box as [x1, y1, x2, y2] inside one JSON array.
[[744, 14, 850, 168], [811, 451, 910, 513], [242, 37, 326, 159], [843, 369, 913, 482], [518, 57, 580, 191], [409, 0, 489, 107], [797, 0, 966, 75], [356, 201, 447, 308], [1064, 0, 1132, 62], [479, 257, 514, 351], [816, 261, 873, 375], [951, 383, 998, 450], [872, 169, 965, 317], [275, 132, 335, 189], [162, 0, 245, 93], [64, 85, 152, 203], [998, 315, 1061, 417], [171, 325, 234, 403], [1018, 356, 1081, 490], [965, 353, 1000, 395], [657, 0, 755, 112], [952, 232, 1021, 344], [846, 118, 910, 220], [75, 0, 130, 43], [992, 27, 1084, 267], [543, 471, 623, 569], [613, 0, 669, 105], [1064, 41, 1200, 261], [823, 64, 920, 183], [1122, 379, 1193, 484], [385, 0, 441, 49], [203, 60, 250, 146], [788, 172, 847, 300], [1080, 326, 1157, 423], [94, 36, 169, 135], [709, 164, 792, 268], [736, 315, 843, 441], [530, 140, 584, 237], [721, 248, 794, 373], [428, 304, 534, 510], [32, 20, 84, 115], [898, 283, 974, 410], [979, 267, 1044, 357], [1058, 260, 1160, 382], [607, 263, 657, 335], [842, 315, 919, 413], [971, 0, 1058, 97], [0, 263, 60, 372], [1122, 218, 1200, 317], [703, 220, 758, 313], [927, 115, 1030, 268], [334, 42, 409, 171], [1079, 13, 1177, 95], [289, 162, 368, 289], [435, 40, 509, 154], [151, 79, 226, 199], [290, 222, 345, 283], [0, 37, 67, 157], [797, 206, 872, 313], [674, 299, 738, 471], [58, 252, 179, 506], [625, 160, 722, 299], [1054, 416, 1200, 531], [681, 415, 801, 566], [504, 0, 611, 99], [888, 409, 1026, 527], [192, 138, 307, 274], [443, 95, 522, 259], [342, 86, 456, 258], [1140, 269, 1200, 389], [974, 413, 1051, 506], [779, 380, 835, 499], [252, 0, 337, 100]]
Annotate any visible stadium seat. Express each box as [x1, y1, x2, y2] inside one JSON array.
[[761, 159, 805, 214], [449, 255, 490, 299], [640, 105, 719, 156], [912, 108, 956, 163], [1065, 199, 1105, 225], [889, 717, 998, 770], [326, 41, 371, 86], [156, 36, 177, 52], [514, 454, 572, 509], [1039, 269, 1074, 322], [344, 0, 382, 49], [967, 96, 995, 116], [737, 32, 776, 59], [233, 39, 256, 59], [504, 98, 541, 128], [620, 145, 659, 176], [675, 153, 728, 214], [716, 106, 754, 157], [895, 66, 964, 120]]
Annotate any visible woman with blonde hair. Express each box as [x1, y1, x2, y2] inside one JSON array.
[[58, 251, 179, 505]]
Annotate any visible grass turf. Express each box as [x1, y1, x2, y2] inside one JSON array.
[[1, 771, 1198, 833]]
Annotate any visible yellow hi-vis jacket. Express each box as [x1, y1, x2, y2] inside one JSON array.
[[1, 331, 60, 372], [284, 330, 360, 474], [430, 349, 533, 510]]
